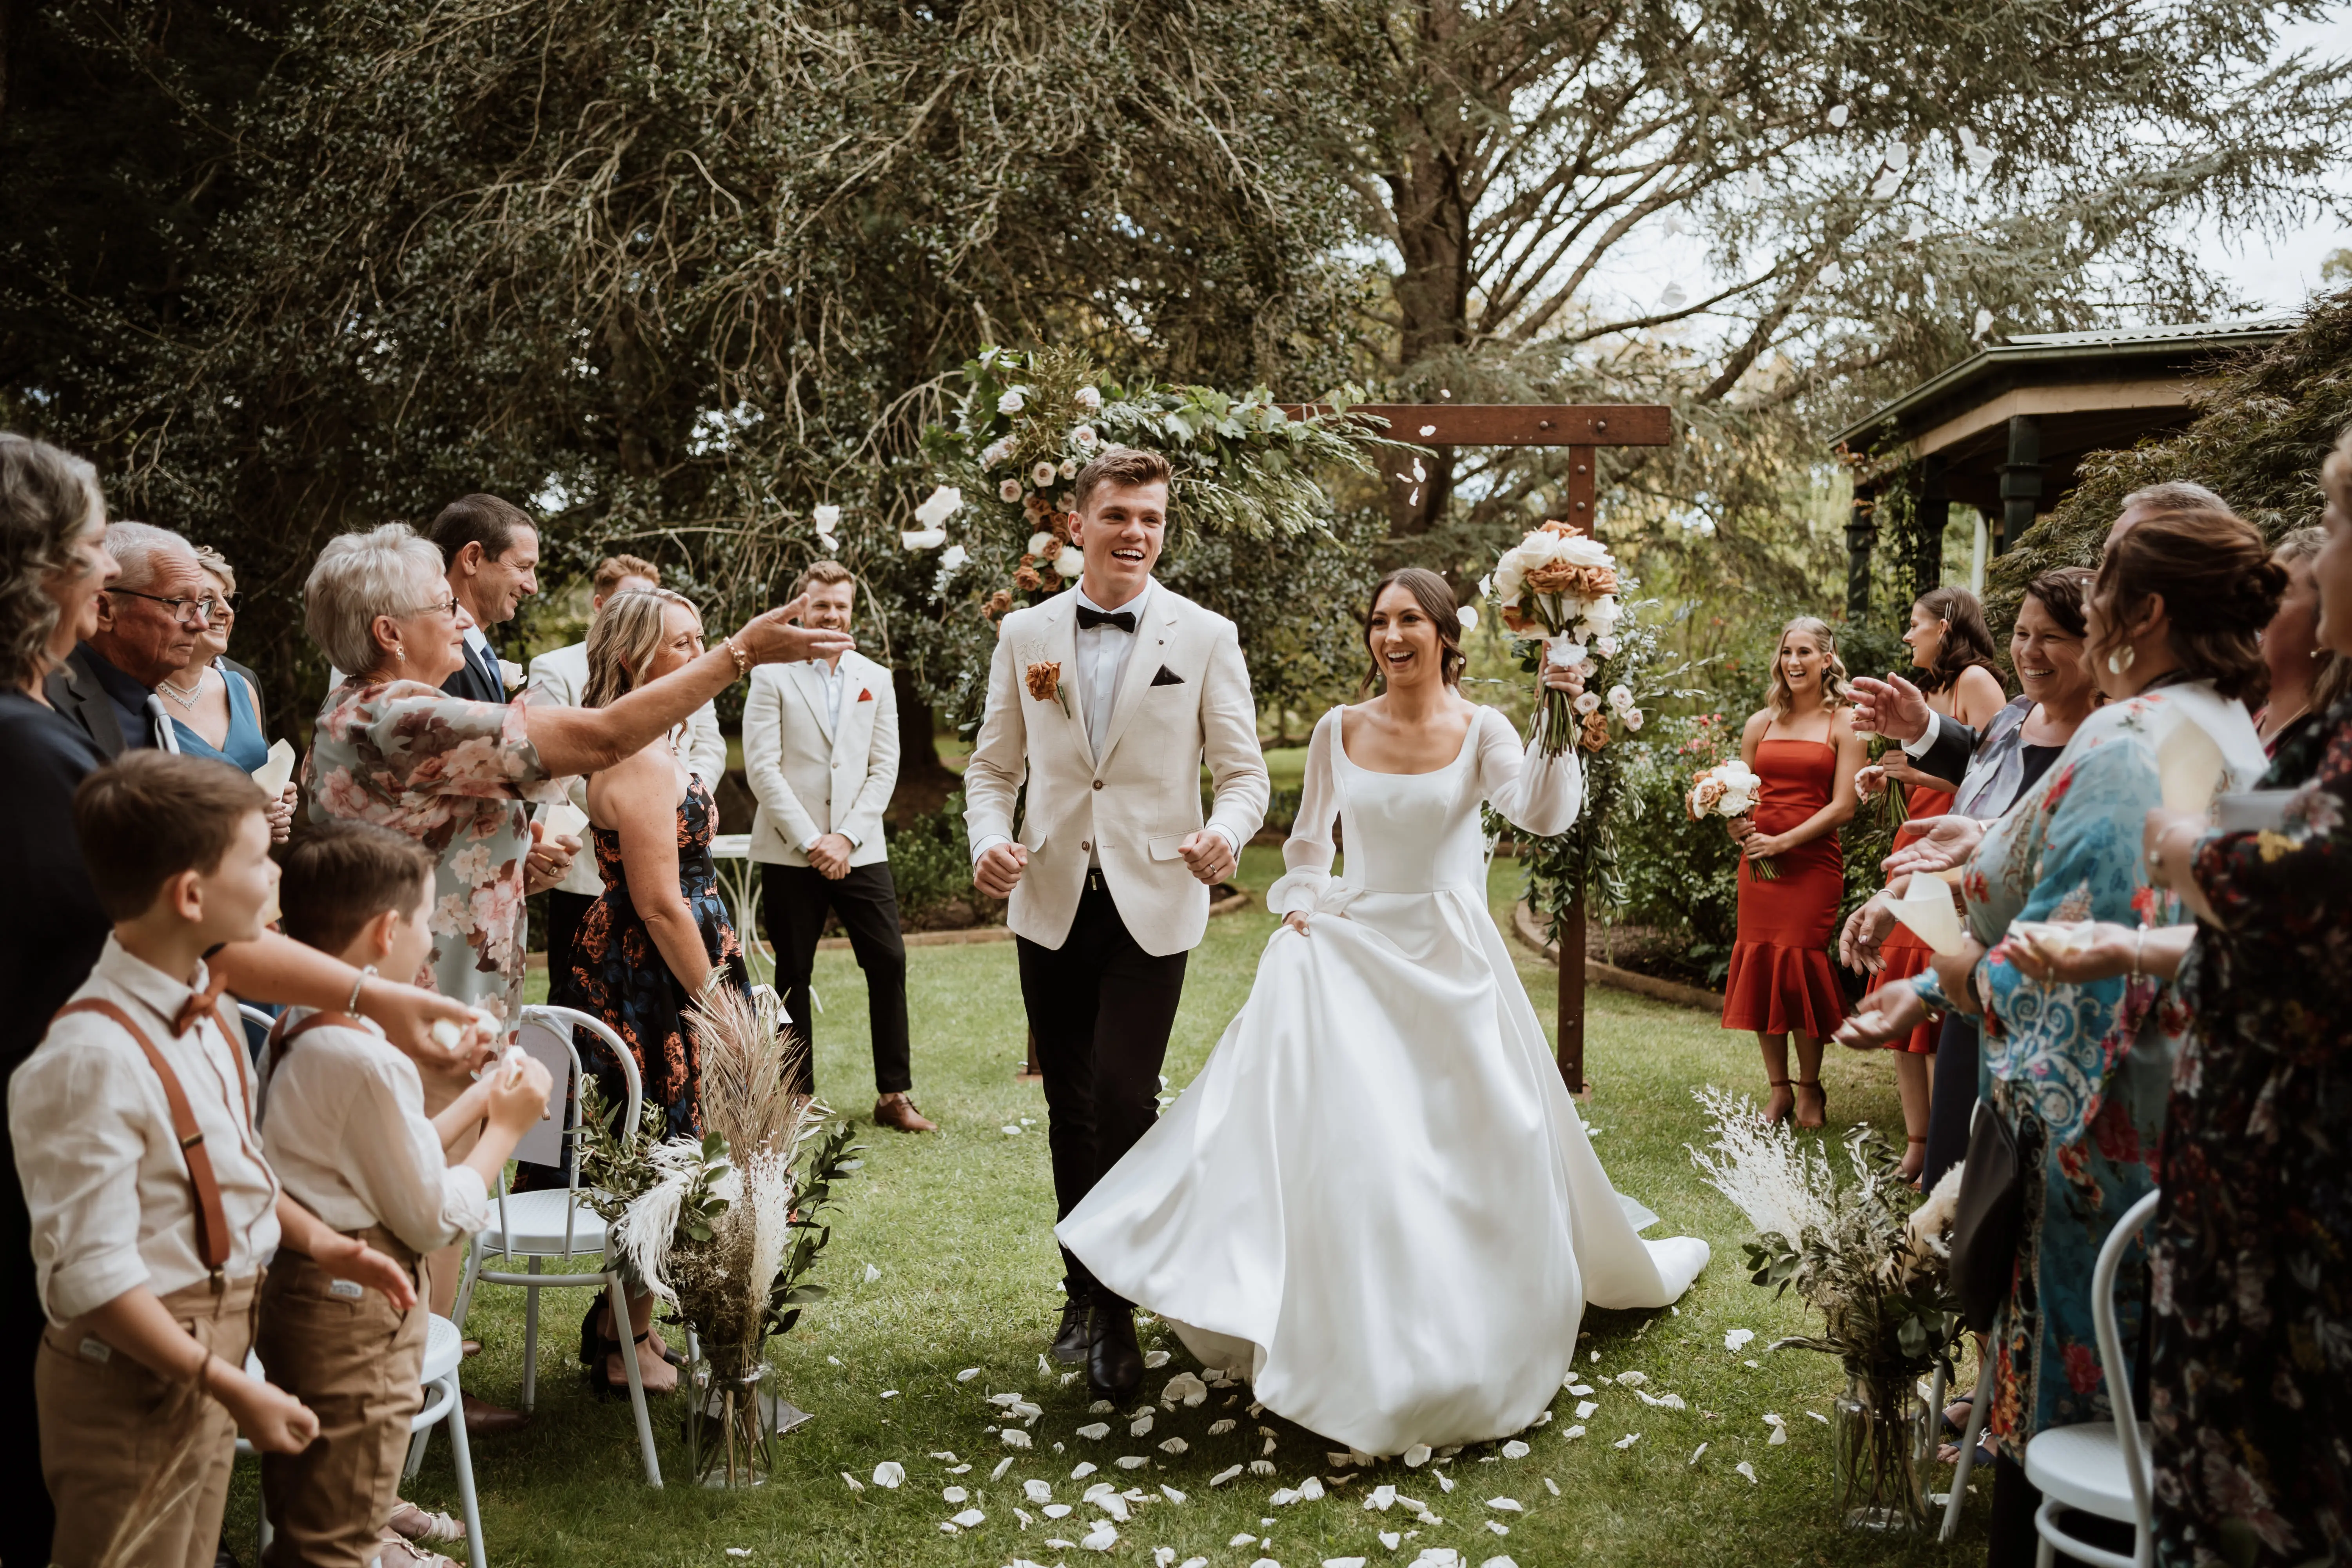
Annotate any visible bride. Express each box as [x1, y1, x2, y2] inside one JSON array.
[[1058, 567, 1709, 1455]]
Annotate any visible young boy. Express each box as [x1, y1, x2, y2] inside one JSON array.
[[257, 818, 551, 1568], [11, 751, 419, 1568]]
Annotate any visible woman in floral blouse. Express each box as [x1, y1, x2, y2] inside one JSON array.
[[1839, 506, 2283, 1563], [301, 523, 848, 1045]]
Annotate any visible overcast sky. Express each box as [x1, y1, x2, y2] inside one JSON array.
[[2194, 10, 2351, 310]]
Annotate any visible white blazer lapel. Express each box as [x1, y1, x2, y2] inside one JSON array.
[[1094, 590, 1180, 766], [794, 661, 837, 747], [1040, 595, 1094, 770]]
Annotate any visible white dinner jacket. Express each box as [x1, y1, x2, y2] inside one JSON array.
[[963, 584, 1269, 957], [523, 641, 729, 897], [741, 649, 898, 869]]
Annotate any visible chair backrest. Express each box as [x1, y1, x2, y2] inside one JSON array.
[[486, 1005, 641, 1259], [2091, 1187, 2161, 1538], [236, 1002, 277, 1070]]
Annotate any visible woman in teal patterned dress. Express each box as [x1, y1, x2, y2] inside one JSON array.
[[553, 587, 753, 1394], [1842, 506, 2282, 1561]]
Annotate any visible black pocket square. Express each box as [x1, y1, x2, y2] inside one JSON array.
[[1149, 665, 1185, 686]]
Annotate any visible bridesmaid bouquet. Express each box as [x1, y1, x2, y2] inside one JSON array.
[[1687, 759, 1778, 879], [1485, 521, 1624, 757]]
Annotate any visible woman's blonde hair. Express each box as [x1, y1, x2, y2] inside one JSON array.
[[1766, 615, 1851, 717], [2273, 525, 2350, 716], [191, 544, 236, 596], [583, 587, 700, 708]]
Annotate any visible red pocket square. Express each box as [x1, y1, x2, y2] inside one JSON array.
[[857, 688, 875, 702]]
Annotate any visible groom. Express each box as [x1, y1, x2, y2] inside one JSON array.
[[965, 445, 1270, 1397]]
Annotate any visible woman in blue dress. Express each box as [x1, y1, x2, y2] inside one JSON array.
[[163, 546, 296, 837]]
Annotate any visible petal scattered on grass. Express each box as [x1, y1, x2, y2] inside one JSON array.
[[1210, 1465, 1243, 1486], [1209, 1419, 1237, 1436], [1130, 1413, 1154, 1436], [951, 1508, 985, 1527], [1735, 1461, 1759, 1485], [1001, 1429, 1033, 1449], [1160, 1484, 1188, 1504], [957, 1367, 981, 1382], [1689, 1443, 1708, 1465], [1575, 1401, 1599, 1420], [1723, 1329, 1755, 1352], [1807, 1411, 1829, 1424], [1612, 1434, 1641, 1451], [1024, 1479, 1054, 1503], [1485, 1497, 1524, 1512], [1500, 1440, 1530, 1459], [1543, 1476, 1561, 1497], [1081, 1521, 1119, 1552], [942, 1486, 969, 1503], [1116, 1456, 1151, 1470], [1250, 1459, 1278, 1476], [1071, 1461, 1098, 1479], [1043, 1504, 1073, 1519], [1403, 1443, 1432, 1467], [840, 1472, 863, 1491], [871, 1462, 904, 1488], [1486, 1520, 1512, 1535], [1563, 1426, 1587, 1441], [1076, 1423, 1110, 1441], [993, 1457, 1014, 1480], [1159, 1437, 1189, 1455]]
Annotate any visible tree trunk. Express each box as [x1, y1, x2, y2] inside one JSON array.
[[1379, 0, 1472, 539], [887, 662, 960, 826]]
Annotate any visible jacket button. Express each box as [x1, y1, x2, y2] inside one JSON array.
[[1081, 840, 1091, 853], [1092, 779, 1103, 790]]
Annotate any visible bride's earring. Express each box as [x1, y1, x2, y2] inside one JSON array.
[[2107, 644, 2135, 675]]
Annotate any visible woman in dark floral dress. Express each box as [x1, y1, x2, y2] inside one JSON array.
[[554, 587, 754, 1394]]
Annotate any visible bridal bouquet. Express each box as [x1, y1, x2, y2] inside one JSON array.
[[1687, 759, 1777, 880], [1485, 521, 1624, 757]]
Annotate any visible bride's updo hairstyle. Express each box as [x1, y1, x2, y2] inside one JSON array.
[[2088, 506, 2284, 704], [1360, 566, 1465, 696]]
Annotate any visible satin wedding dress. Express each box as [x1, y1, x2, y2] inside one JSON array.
[[1058, 704, 1710, 1455]]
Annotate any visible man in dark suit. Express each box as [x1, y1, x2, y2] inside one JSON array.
[[426, 494, 540, 704], [43, 521, 209, 757]]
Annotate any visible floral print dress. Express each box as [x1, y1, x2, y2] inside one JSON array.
[[1911, 682, 2267, 1449], [553, 771, 750, 1140], [306, 679, 562, 1043], [2149, 699, 2352, 1568]]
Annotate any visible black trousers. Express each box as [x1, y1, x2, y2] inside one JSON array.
[[543, 887, 597, 993], [1017, 872, 1188, 1306], [761, 862, 913, 1098], [1921, 1011, 1980, 1194]]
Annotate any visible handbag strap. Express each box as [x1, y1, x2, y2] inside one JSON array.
[[53, 997, 236, 1283]]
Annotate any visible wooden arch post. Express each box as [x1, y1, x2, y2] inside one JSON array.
[[1284, 402, 1675, 1095]]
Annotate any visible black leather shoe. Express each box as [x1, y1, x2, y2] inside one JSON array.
[[1087, 1301, 1143, 1399], [1051, 1293, 1091, 1365]]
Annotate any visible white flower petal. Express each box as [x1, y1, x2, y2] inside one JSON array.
[[1736, 1461, 1759, 1485], [1210, 1465, 1243, 1486], [871, 1461, 905, 1488], [1116, 1456, 1150, 1470], [1612, 1433, 1641, 1450], [1563, 1425, 1586, 1440], [1002, 1428, 1033, 1449], [1403, 1444, 1432, 1468], [1486, 1520, 1511, 1536], [1130, 1413, 1154, 1436], [1574, 1401, 1598, 1420], [1159, 1437, 1189, 1454], [1076, 1423, 1110, 1441], [1160, 1484, 1188, 1503], [953, 1508, 985, 1527], [841, 1472, 863, 1491], [1486, 1497, 1524, 1512], [943, 1486, 969, 1503], [1499, 1440, 1530, 1459], [1024, 1479, 1054, 1503], [1044, 1504, 1073, 1519], [1208, 1418, 1237, 1436]]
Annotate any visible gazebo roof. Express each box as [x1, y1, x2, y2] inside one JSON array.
[[1833, 314, 2298, 514]]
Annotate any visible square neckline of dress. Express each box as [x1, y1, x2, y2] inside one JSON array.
[[1334, 703, 1480, 778]]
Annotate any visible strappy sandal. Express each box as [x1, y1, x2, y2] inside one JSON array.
[[387, 1501, 465, 1545], [1762, 1077, 1796, 1125], [1794, 1078, 1828, 1129]]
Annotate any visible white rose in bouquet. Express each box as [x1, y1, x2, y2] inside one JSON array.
[[998, 387, 1027, 414], [1075, 386, 1102, 411], [1027, 530, 1056, 556], [1033, 461, 1058, 488], [1485, 520, 1625, 757], [1000, 478, 1024, 503], [1688, 759, 1776, 879]]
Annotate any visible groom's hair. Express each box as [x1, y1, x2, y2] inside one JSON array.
[[1071, 446, 1172, 516]]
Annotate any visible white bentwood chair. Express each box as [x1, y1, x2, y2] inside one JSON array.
[[452, 1004, 662, 1485], [238, 1313, 484, 1568], [2020, 1188, 2161, 1568]]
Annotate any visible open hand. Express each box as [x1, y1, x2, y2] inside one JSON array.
[[974, 842, 1029, 898], [1882, 814, 1984, 879], [736, 595, 855, 666], [304, 1230, 420, 1313], [1848, 673, 1933, 744], [1178, 829, 1235, 887], [1834, 982, 1929, 1050]]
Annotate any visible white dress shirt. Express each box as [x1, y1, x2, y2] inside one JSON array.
[[258, 1009, 491, 1257], [9, 936, 282, 1322]]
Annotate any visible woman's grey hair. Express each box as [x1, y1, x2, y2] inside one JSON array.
[[0, 433, 107, 691], [305, 523, 447, 677], [583, 586, 699, 708], [2120, 480, 2229, 515]]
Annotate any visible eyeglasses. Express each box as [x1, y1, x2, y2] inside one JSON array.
[[402, 595, 459, 619], [198, 593, 236, 621], [105, 587, 215, 626]]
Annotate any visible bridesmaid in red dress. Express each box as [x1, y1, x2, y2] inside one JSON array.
[[1853, 587, 2008, 1176], [1721, 617, 1867, 1128]]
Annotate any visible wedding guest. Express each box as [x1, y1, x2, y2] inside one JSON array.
[[1839, 505, 2282, 1567], [2251, 524, 2350, 753], [554, 588, 754, 1396], [163, 544, 298, 841], [10, 751, 418, 1568], [1852, 587, 2007, 1177], [258, 820, 552, 1568], [427, 494, 538, 704], [526, 554, 724, 991], [301, 524, 845, 1365], [744, 561, 927, 1127], [43, 519, 208, 756], [1719, 616, 1866, 1128], [1842, 568, 2100, 1192]]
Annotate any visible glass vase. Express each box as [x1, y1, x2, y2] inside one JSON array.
[[683, 1340, 780, 1489], [1831, 1367, 1933, 1532]]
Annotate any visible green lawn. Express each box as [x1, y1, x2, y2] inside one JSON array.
[[225, 846, 1987, 1566]]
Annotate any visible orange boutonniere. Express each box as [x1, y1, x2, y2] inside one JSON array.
[[1025, 660, 1073, 716]]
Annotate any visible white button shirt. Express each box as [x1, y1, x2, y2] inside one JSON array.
[[1071, 579, 1152, 759], [10, 936, 282, 1322], [258, 1009, 491, 1257]]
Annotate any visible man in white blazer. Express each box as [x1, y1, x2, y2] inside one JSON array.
[[742, 562, 930, 1132], [964, 445, 1269, 1397], [524, 555, 726, 987]]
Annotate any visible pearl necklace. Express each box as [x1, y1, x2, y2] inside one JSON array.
[[156, 668, 210, 711]]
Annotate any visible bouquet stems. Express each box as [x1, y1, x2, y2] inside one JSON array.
[[1741, 815, 1780, 881]]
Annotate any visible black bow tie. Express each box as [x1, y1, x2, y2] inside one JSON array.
[[1076, 606, 1138, 634]]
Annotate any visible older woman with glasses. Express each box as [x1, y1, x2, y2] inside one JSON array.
[[156, 544, 298, 839]]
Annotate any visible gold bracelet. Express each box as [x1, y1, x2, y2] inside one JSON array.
[[722, 635, 751, 677]]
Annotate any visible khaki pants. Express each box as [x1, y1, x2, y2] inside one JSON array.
[[256, 1229, 427, 1568], [38, 1273, 261, 1568]]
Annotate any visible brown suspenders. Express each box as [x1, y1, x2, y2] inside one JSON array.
[[51, 995, 257, 1286], [262, 1008, 363, 1082]]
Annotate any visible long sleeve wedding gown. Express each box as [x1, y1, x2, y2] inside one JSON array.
[[1058, 703, 1709, 1455]]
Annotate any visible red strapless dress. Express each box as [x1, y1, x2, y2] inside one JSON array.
[[1870, 782, 1955, 1054], [1720, 739, 1847, 1038]]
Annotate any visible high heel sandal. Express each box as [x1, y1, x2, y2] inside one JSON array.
[[1762, 1078, 1795, 1124], [579, 1300, 667, 1397], [1794, 1078, 1828, 1129]]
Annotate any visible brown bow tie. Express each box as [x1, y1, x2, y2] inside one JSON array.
[[173, 969, 232, 1038]]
